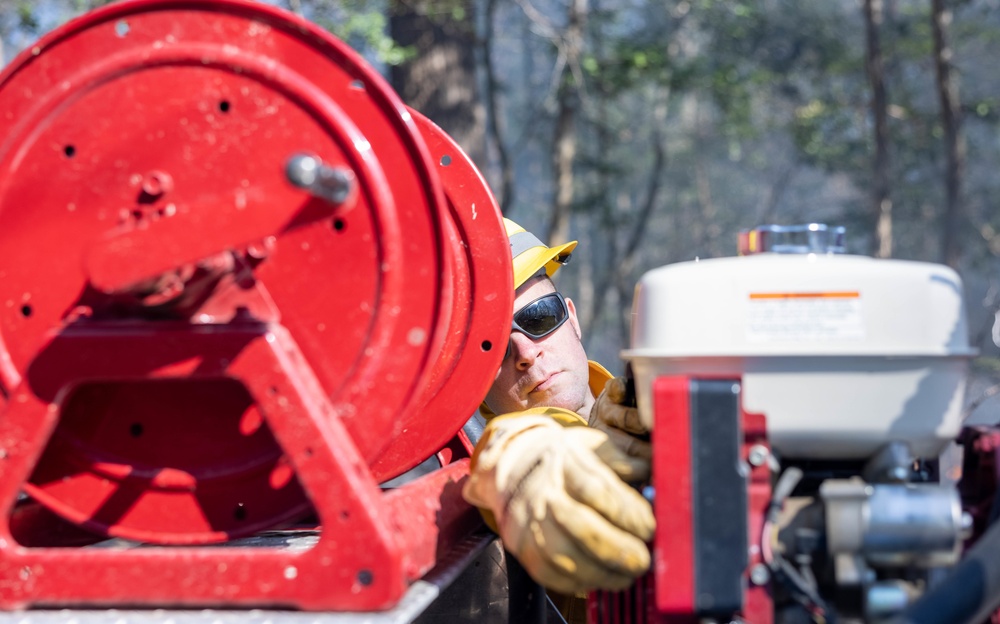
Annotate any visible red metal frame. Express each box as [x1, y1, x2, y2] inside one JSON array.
[[588, 375, 774, 624], [0, 0, 510, 542], [958, 426, 1000, 545], [743, 410, 775, 624], [652, 376, 697, 619], [0, 324, 481, 610], [0, 0, 508, 610]]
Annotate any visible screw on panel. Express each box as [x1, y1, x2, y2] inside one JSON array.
[[285, 154, 354, 204], [139, 171, 173, 202], [357, 569, 373, 586], [747, 444, 770, 467], [749, 563, 770, 586]]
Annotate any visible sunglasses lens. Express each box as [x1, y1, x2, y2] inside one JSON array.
[[503, 293, 569, 362], [514, 294, 566, 338]]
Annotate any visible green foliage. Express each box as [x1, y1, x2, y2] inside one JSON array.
[[343, 9, 413, 66], [584, 44, 674, 92], [683, 0, 862, 143], [282, 0, 415, 66], [791, 98, 868, 172], [15, 1, 37, 32]]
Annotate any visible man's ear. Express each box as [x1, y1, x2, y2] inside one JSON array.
[[565, 296, 582, 340]]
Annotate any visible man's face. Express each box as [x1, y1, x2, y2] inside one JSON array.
[[484, 275, 594, 417]]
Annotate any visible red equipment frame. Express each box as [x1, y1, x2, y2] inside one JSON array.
[[588, 375, 774, 624], [0, 325, 481, 610], [0, 0, 512, 611]]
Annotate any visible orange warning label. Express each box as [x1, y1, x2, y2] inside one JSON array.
[[749, 291, 860, 300]]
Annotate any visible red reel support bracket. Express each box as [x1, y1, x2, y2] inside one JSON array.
[[0, 325, 480, 610], [0, 0, 511, 611]]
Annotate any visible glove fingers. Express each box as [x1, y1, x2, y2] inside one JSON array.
[[563, 443, 655, 543], [517, 542, 635, 595], [587, 433, 651, 483], [604, 376, 628, 404], [546, 495, 651, 581], [610, 406, 646, 435], [567, 425, 650, 481], [516, 548, 583, 595], [619, 408, 647, 434], [597, 378, 647, 434], [517, 506, 644, 593], [461, 474, 492, 510], [601, 426, 653, 462]]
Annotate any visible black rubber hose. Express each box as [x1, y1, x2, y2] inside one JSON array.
[[891, 517, 1000, 624]]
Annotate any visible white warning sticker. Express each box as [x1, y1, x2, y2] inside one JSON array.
[[746, 291, 865, 342]]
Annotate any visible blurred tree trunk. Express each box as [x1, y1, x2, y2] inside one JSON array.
[[613, 93, 667, 345], [932, 0, 965, 270], [755, 166, 797, 225], [693, 113, 720, 253], [389, 0, 485, 164], [481, 0, 514, 213], [579, 62, 614, 336], [863, 0, 893, 258], [545, 0, 587, 247], [548, 87, 576, 246]]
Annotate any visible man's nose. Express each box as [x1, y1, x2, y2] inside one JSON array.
[[508, 332, 540, 369]]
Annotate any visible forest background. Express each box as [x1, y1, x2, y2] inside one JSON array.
[[2, 0, 999, 422]]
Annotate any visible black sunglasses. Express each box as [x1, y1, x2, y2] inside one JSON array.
[[504, 292, 569, 359]]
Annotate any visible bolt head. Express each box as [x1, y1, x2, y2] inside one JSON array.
[[749, 563, 770, 586]]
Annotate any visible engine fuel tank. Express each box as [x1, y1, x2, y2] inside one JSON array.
[[623, 226, 975, 460]]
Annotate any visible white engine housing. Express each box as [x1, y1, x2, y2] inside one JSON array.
[[623, 251, 976, 460]]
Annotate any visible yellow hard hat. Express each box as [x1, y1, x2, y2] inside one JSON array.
[[504, 218, 577, 289]]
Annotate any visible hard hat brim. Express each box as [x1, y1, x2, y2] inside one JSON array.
[[513, 240, 578, 289]]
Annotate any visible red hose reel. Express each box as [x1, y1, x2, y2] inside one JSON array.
[[0, 0, 511, 611]]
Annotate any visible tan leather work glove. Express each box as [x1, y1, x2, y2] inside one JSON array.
[[463, 415, 655, 595], [589, 376, 652, 461]]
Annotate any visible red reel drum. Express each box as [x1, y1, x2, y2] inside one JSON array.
[[0, 0, 507, 544], [368, 109, 513, 481]]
